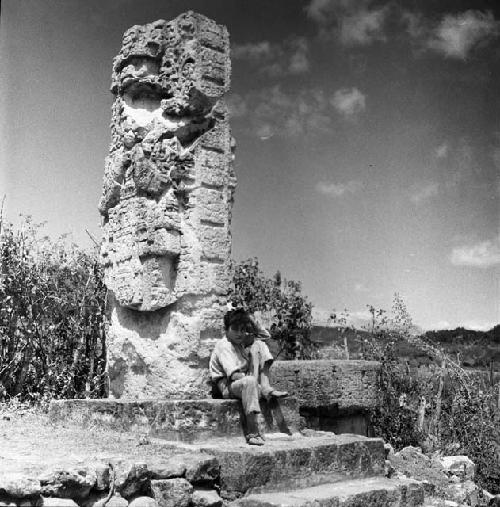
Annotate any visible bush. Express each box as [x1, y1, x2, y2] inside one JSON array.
[[0, 216, 107, 403], [229, 258, 316, 359], [357, 294, 500, 493]]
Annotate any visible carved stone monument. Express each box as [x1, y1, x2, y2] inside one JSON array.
[[98, 12, 235, 398]]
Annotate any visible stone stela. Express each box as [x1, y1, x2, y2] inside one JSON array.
[[98, 12, 236, 399]]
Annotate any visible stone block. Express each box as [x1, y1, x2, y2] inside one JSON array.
[[270, 360, 380, 411], [439, 455, 475, 481], [38, 467, 96, 501], [0, 474, 41, 498], [115, 462, 150, 499], [128, 496, 158, 507], [150, 479, 192, 507], [191, 489, 223, 507], [270, 360, 380, 435], [48, 398, 299, 442], [196, 433, 386, 496], [230, 476, 424, 506], [41, 499, 79, 507]]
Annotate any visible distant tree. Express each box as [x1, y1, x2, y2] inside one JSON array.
[[229, 258, 316, 359]]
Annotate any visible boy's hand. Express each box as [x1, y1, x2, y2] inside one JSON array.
[[230, 372, 245, 382], [242, 333, 255, 347]]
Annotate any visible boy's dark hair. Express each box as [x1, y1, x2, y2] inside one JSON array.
[[223, 308, 256, 332]]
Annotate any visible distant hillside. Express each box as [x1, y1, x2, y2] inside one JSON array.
[[424, 326, 500, 368], [312, 324, 500, 368]]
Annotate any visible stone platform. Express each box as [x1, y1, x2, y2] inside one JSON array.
[[48, 398, 300, 442], [232, 476, 424, 506], [165, 431, 425, 505], [180, 432, 387, 495], [270, 360, 380, 435]]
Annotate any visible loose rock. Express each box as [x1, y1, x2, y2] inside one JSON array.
[[128, 496, 158, 507], [439, 456, 475, 481], [92, 464, 110, 491], [184, 455, 219, 485], [106, 494, 128, 507], [115, 463, 151, 499], [148, 456, 187, 480], [42, 498, 79, 506], [0, 474, 41, 499], [39, 467, 96, 500], [192, 489, 223, 507], [151, 478, 193, 507]]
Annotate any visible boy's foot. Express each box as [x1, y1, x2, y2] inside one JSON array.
[[263, 389, 288, 400], [246, 433, 265, 446]]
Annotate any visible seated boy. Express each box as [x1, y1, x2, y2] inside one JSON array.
[[209, 308, 288, 445]]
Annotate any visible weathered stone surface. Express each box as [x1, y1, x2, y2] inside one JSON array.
[[17, 501, 42, 507], [196, 433, 386, 496], [150, 478, 193, 507], [390, 447, 448, 492], [270, 360, 380, 435], [231, 477, 424, 506], [99, 11, 236, 399], [39, 467, 96, 500], [48, 398, 300, 441], [128, 496, 158, 507], [105, 494, 128, 507], [0, 474, 41, 498], [446, 479, 480, 506], [41, 498, 79, 506], [148, 457, 187, 480], [439, 455, 475, 481], [183, 454, 219, 485], [192, 489, 223, 507], [92, 464, 110, 491], [115, 462, 151, 499], [270, 360, 380, 411]]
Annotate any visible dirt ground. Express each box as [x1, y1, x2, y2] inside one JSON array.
[[0, 403, 181, 477]]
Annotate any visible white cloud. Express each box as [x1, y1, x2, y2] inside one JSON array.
[[406, 10, 500, 59], [435, 143, 449, 159], [425, 319, 498, 331], [429, 320, 453, 330], [232, 37, 310, 76], [316, 180, 363, 197], [340, 7, 388, 45], [429, 10, 499, 59], [410, 182, 440, 204], [450, 235, 500, 268], [233, 85, 335, 139], [306, 0, 389, 45], [232, 41, 272, 60], [331, 87, 366, 117], [460, 320, 498, 332], [256, 124, 274, 141]]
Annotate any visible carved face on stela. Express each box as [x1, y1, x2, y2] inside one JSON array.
[[99, 12, 231, 311]]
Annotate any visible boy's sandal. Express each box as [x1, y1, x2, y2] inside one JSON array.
[[264, 389, 289, 401], [246, 433, 265, 446]]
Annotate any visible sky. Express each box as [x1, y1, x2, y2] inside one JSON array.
[[0, 0, 499, 331]]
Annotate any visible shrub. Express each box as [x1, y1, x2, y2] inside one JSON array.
[[356, 294, 500, 493], [0, 216, 107, 403], [229, 258, 316, 359]]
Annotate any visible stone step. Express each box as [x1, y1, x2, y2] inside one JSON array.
[[167, 431, 386, 497], [48, 398, 300, 442], [229, 476, 425, 506]]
